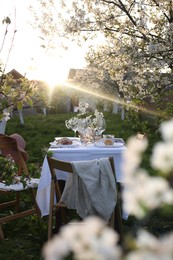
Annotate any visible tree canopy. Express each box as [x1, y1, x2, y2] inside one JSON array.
[[31, 0, 173, 117]]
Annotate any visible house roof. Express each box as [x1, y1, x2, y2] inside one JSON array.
[[6, 69, 25, 79]]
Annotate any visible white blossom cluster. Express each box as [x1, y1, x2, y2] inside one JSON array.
[[2, 109, 10, 121], [122, 129, 173, 218], [65, 102, 105, 137], [43, 217, 121, 260], [151, 118, 173, 173], [126, 229, 173, 260]]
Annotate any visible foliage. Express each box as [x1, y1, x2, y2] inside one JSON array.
[[0, 72, 38, 120], [0, 155, 40, 187], [0, 155, 18, 186]]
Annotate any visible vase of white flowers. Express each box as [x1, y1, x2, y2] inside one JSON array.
[[65, 102, 106, 143]]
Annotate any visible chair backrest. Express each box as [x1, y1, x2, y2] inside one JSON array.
[[47, 156, 116, 205], [47, 156, 124, 243], [47, 156, 74, 201], [0, 134, 29, 176]]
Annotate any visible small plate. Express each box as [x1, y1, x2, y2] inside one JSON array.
[[95, 142, 124, 148], [55, 137, 80, 142], [50, 141, 81, 148]]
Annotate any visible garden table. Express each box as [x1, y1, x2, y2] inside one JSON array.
[[36, 137, 127, 217]]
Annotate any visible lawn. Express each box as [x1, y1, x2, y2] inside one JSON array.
[[0, 112, 173, 259]]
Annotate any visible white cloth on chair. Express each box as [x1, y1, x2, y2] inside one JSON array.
[[60, 158, 117, 222]]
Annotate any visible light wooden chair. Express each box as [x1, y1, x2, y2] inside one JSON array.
[[0, 134, 40, 240], [47, 156, 124, 244]]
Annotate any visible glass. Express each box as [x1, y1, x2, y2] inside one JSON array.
[[95, 117, 106, 136]]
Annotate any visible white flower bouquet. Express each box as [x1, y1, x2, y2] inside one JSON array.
[[65, 102, 106, 142]]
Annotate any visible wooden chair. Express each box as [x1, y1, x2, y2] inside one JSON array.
[[47, 156, 124, 244], [0, 134, 40, 240]]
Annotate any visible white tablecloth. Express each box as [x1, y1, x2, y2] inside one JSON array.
[[36, 142, 126, 217]]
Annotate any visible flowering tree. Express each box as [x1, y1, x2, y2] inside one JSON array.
[[0, 16, 39, 124], [32, 0, 173, 119], [0, 69, 37, 122]]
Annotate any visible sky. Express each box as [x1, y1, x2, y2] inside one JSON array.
[[0, 0, 87, 86]]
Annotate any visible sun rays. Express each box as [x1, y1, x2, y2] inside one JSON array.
[[62, 80, 163, 118]]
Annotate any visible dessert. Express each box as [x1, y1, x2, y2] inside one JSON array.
[[104, 139, 113, 145], [56, 137, 73, 145]]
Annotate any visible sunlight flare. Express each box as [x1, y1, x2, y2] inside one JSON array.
[[63, 81, 163, 118]]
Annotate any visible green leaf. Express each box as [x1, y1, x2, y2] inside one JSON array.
[[17, 101, 23, 110], [27, 98, 33, 107]]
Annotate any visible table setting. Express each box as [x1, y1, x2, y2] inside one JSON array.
[[49, 102, 125, 149], [36, 103, 127, 217], [49, 136, 125, 149]]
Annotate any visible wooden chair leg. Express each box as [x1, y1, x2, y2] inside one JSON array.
[[15, 192, 20, 212], [109, 210, 115, 228], [0, 225, 4, 240], [48, 180, 55, 240], [112, 192, 124, 247]]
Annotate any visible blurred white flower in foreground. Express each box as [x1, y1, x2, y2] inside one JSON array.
[[151, 118, 173, 174], [122, 135, 173, 218], [43, 216, 121, 260], [151, 142, 173, 174], [122, 136, 148, 180], [126, 229, 173, 260], [123, 169, 173, 218], [160, 118, 173, 141]]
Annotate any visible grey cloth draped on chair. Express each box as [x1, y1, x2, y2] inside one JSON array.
[[60, 158, 117, 222]]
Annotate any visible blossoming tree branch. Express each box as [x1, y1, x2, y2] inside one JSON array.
[[0, 16, 41, 123], [32, 0, 173, 120]]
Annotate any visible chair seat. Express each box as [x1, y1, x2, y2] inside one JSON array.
[[0, 178, 40, 191]]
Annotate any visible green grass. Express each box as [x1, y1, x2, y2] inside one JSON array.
[[0, 112, 173, 259]]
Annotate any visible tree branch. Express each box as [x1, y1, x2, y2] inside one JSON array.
[[151, 0, 172, 22]]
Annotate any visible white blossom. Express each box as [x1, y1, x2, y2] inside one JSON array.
[[3, 110, 10, 121], [160, 118, 173, 141], [43, 217, 121, 260], [123, 168, 173, 218], [126, 230, 173, 260], [151, 142, 173, 173], [122, 136, 148, 179]]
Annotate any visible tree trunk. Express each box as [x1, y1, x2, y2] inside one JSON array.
[[18, 110, 24, 125], [0, 119, 7, 134]]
